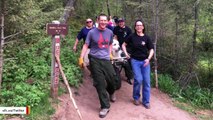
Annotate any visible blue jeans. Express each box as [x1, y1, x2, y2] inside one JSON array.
[[131, 58, 151, 105]]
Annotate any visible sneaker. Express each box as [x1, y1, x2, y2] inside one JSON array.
[[110, 93, 116, 102], [143, 104, 151, 109], [133, 99, 140, 106], [99, 108, 109, 118]]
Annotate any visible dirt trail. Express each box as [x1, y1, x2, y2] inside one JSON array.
[[52, 69, 198, 120]]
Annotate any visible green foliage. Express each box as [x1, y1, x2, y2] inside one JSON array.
[[196, 52, 213, 89], [1, 0, 213, 119], [74, 0, 123, 22], [2, 20, 82, 120], [154, 74, 181, 97], [3, 37, 51, 82], [1, 34, 82, 119], [60, 36, 83, 86], [182, 86, 213, 109], [1, 0, 83, 119], [1, 82, 46, 107], [4, 0, 64, 35], [156, 74, 213, 109], [24, 95, 55, 120]]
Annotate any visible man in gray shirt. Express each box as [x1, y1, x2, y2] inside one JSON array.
[[79, 13, 117, 118]]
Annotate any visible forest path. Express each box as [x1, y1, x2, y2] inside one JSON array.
[[52, 69, 198, 120]]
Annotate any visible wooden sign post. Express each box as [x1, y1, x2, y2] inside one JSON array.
[[47, 21, 68, 98]]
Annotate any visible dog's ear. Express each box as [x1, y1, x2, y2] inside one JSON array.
[[121, 52, 125, 57]]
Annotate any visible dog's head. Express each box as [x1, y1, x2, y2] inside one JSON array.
[[112, 39, 124, 61], [112, 39, 120, 52]]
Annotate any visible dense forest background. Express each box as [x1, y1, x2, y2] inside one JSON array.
[[0, 0, 212, 119]]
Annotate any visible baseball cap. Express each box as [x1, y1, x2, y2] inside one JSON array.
[[113, 16, 119, 23], [118, 18, 125, 22]]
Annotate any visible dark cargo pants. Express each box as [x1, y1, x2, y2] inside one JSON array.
[[89, 55, 117, 109]]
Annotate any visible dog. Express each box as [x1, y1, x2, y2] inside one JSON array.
[[112, 39, 125, 62], [111, 39, 133, 88]]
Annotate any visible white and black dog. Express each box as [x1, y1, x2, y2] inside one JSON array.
[[112, 39, 126, 62], [111, 39, 133, 88]]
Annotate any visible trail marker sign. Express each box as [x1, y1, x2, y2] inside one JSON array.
[[47, 23, 68, 35], [47, 21, 68, 98]]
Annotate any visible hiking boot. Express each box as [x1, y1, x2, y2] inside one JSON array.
[[143, 104, 151, 109], [110, 93, 116, 102], [133, 99, 140, 106], [99, 108, 109, 118], [127, 79, 133, 85]]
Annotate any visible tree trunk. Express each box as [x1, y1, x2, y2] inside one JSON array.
[[139, 0, 143, 20], [190, 0, 199, 73], [106, 0, 111, 17], [180, 0, 200, 89], [153, 0, 159, 88], [59, 0, 75, 24], [189, 0, 199, 73], [174, 14, 179, 77], [0, 0, 5, 91]]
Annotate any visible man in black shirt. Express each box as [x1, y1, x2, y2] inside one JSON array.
[[113, 18, 133, 84], [113, 18, 132, 48]]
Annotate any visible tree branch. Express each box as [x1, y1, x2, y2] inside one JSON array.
[[4, 32, 22, 40]]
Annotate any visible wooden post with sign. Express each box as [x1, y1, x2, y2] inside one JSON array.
[[47, 21, 68, 98]]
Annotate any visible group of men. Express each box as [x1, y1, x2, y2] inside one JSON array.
[[73, 15, 134, 83], [73, 14, 134, 118], [73, 14, 135, 118]]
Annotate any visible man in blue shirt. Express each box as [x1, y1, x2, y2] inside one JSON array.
[[73, 18, 94, 52]]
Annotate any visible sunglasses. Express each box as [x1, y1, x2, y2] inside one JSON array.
[[86, 21, 92, 23]]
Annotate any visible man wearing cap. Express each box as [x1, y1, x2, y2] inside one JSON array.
[[113, 18, 132, 47], [73, 18, 95, 52], [73, 18, 95, 67], [113, 18, 134, 84]]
